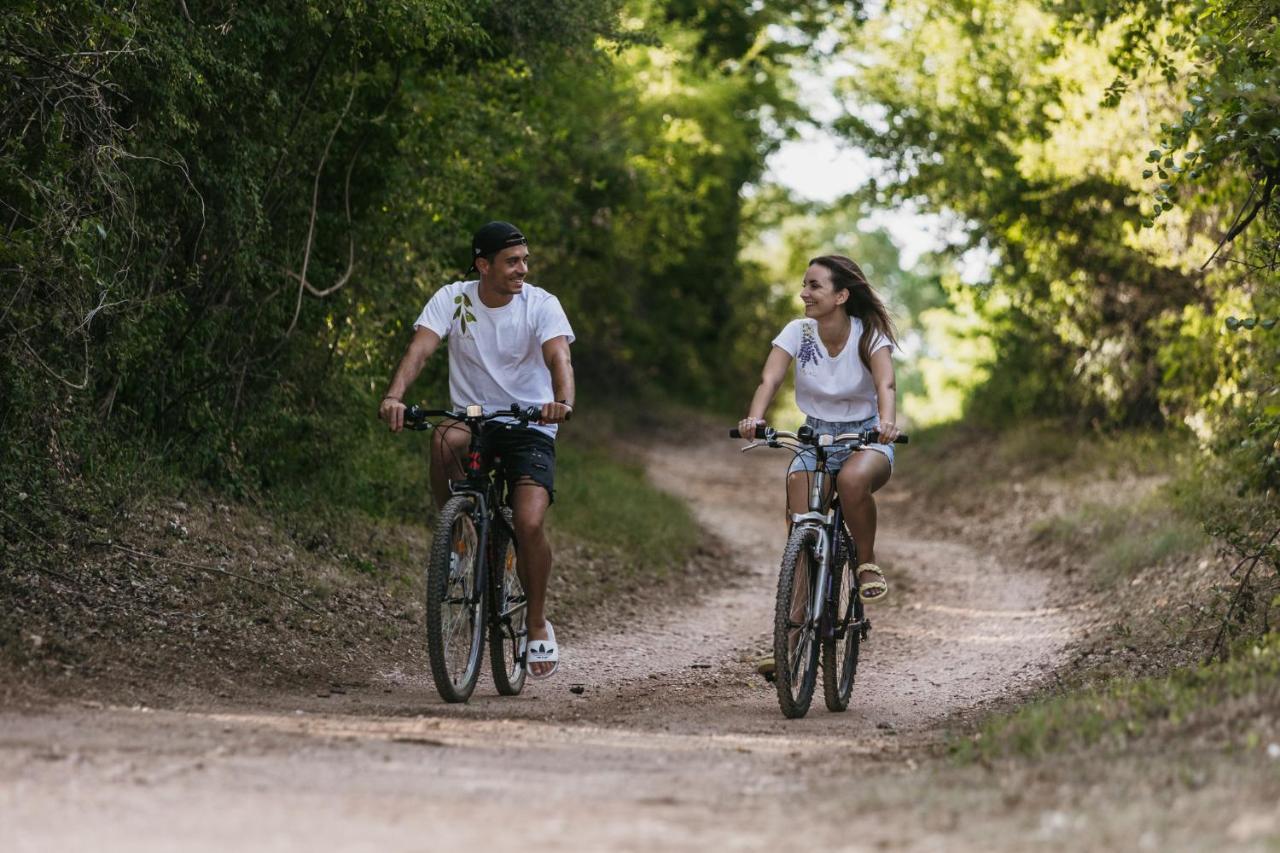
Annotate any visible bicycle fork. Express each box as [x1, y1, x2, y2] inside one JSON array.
[[788, 520, 833, 639], [796, 464, 835, 640]]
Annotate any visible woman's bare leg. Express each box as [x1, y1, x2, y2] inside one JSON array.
[[836, 451, 892, 582]]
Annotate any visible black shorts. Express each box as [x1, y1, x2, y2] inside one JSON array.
[[480, 422, 557, 504]]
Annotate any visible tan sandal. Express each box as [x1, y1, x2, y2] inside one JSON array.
[[857, 563, 889, 602]]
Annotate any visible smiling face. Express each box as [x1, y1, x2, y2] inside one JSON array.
[[800, 262, 848, 319], [477, 244, 530, 295]]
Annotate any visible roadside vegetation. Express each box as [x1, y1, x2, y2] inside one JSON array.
[[957, 633, 1280, 762], [902, 421, 1279, 765], [1, 1, 814, 691]]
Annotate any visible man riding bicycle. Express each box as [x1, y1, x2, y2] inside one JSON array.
[[379, 221, 575, 680]]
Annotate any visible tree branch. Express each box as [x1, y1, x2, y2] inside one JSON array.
[[1202, 171, 1276, 270], [283, 65, 359, 338]]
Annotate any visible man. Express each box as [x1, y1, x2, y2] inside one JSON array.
[[379, 221, 575, 680]]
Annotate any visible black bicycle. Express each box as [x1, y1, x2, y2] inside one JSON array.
[[729, 422, 908, 718], [404, 403, 541, 703]]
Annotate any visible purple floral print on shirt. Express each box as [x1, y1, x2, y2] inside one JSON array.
[[797, 322, 823, 373]]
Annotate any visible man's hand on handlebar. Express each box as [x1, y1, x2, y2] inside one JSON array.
[[380, 396, 407, 433], [539, 401, 573, 425]]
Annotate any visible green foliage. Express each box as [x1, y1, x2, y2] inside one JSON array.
[[827, 0, 1279, 616], [831, 0, 1201, 427], [0, 1, 822, 513]]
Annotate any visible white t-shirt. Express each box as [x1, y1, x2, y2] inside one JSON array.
[[772, 317, 892, 422], [414, 280, 575, 437]]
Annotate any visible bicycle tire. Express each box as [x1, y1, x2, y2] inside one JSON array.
[[426, 494, 486, 703], [822, 530, 861, 712], [774, 525, 821, 719], [488, 508, 527, 696]]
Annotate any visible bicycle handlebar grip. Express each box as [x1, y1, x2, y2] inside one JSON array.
[[521, 405, 573, 423], [728, 425, 767, 439], [866, 430, 910, 445]]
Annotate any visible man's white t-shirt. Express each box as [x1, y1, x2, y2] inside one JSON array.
[[772, 317, 892, 422], [414, 280, 574, 438]]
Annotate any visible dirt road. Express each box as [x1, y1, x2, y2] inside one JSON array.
[[2, 436, 1081, 851]]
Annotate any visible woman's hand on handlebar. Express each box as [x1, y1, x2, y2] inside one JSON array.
[[379, 396, 407, 433], [876, 418, 900, 444], [737, 416, 765, 442]]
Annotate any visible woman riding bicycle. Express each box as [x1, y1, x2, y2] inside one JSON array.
[[738, 254, 900, 603]]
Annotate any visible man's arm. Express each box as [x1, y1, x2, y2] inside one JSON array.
[[379, 326, 442, 432], [540, 335, 574, 424]]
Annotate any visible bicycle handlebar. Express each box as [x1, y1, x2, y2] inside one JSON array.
[[728, 424, 909, 445], [404, 403, 570, 430]]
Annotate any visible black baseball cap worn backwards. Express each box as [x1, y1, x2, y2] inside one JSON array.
[[468, 221, 527, 273]]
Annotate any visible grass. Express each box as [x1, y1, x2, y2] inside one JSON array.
[[553, 442, 699, 576], [906, 419, 1190, 498], [1030, 493, 1208, 584], [952, 633, 1280, 762]]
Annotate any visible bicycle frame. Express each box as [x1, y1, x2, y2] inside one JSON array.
[[408, 404, 527, 619], [741, 426, 884, 643], [790, 440, 852, 642]]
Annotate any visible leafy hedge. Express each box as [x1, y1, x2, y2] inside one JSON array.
[[0, 1, 824, 507]]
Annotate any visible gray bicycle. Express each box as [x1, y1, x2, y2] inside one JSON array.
[[730, 422, 908, 718]]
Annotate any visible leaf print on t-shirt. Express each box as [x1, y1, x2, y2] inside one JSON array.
[[797, 323, 823, 374], [452, 292, 477, 337]]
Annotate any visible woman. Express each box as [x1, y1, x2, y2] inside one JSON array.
[[738, 255, 900, 602]]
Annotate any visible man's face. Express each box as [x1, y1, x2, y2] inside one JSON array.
[[479, 245, 529, 294]]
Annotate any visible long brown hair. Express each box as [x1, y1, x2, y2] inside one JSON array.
[[809, 255, 898, 370]]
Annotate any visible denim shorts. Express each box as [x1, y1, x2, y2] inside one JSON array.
[[786, 414, 895, 476]]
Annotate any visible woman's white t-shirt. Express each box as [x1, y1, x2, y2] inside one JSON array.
[[772, 317, 891, 422], [414, 280, 574, 437]]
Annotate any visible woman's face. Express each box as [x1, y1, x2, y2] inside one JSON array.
[[800, 263, 847, 319]]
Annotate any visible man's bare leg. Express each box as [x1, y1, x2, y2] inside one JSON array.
[[511, 482, 554, 677], [429, 419, 470, 509]]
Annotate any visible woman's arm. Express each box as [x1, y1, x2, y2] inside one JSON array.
[[738, 347, 792, 438], [869, 347, 899, 442]]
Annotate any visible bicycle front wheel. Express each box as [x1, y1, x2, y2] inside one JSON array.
[[426, 495, 486, 703], [488, 508, 527, 696], [822, 531, 861, 712], [774, 525, 821, 719]]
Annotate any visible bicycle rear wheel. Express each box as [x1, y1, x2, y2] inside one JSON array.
[[488, 508, 527, 696], [426, 494, 486, 703], [774, 525, 821, 719], [822, 530, 861, 712]]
